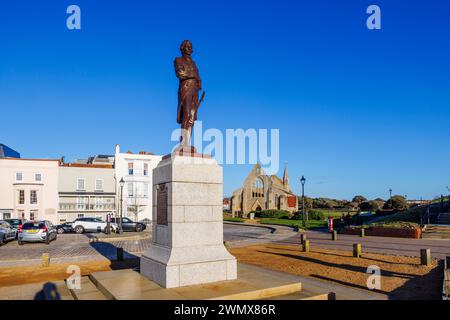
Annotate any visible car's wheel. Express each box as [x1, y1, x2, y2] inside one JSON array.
[[0, 235, 5, 246], [135, 225, 143, 232], [57, 228, 65, 234], [74, 226, 85, 234]]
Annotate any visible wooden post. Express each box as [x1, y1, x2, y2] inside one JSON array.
[[332, 230, 338, 241], [303, 240, 310, 253], [300, 234, 307, 245], [360, 228, 365, 238], [420, 249, 431, 266], [117, 247, 124, 261], [42, 253, 50, 267], [353, 244, 361, 258]]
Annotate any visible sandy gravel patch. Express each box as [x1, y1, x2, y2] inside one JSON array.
[[229, 244, 442, 300]]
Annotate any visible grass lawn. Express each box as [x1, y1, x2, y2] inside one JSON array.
[[310, 209, 356, 218], [259, 218, 327, 229], [223, 217, 245, 223]]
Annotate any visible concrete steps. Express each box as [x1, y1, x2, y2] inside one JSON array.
[[438, 213, 450, 225], [265, 291, 336, 300], [85, 263, 335, 300], [68, 276, 107, 300], [0, 281, 74, 300], [422, 224, 450, 239]]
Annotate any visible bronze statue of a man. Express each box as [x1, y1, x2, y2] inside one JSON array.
[[174, 40, 204, 150]]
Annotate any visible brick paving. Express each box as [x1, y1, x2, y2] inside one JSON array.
[[0, 233, 152, 267]]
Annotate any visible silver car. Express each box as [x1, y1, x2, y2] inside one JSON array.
[[18, 221, 57, 245], [0, 221, 17, 245]]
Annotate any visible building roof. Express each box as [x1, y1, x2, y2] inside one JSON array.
[[0, 157, 59, 162], [0, 144, 20, 159], [60, 163, 114, 169]]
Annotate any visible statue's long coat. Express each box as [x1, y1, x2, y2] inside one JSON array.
[[174, 56, 201, 126]]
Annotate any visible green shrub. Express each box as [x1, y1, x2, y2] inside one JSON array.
[[258, 210, 290, 219], [307, 209, 325, 221]]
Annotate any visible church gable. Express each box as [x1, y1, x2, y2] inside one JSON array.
[[231, 164, 298, 217]]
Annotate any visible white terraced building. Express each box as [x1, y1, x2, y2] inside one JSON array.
[[114, 144, 162, 223], [0, 157, 60, 223]]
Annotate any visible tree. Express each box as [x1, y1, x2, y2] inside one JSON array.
[[297, 196, 313, 210], [127, 182, 147, 222], [372, 199, 385, 210], [313, 198, 339, 209], [383, 195, 408, 210], [352, 195, 368, 204], [359, 200, 383, 212]]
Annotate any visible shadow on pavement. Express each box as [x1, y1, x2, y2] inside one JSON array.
[[34, 282, 61, 300], [388, 259, 443, 300], [310, 274, 389, 296], [89, 241, 141, 271], [259, 250, 416, 280]]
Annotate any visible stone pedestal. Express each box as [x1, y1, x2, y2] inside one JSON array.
[[140, 154, 237, 288]]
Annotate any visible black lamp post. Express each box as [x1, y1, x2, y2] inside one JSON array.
[[389, 188, 393, 209], [119, 178, 125, 234], [301, 176, 306, 228]]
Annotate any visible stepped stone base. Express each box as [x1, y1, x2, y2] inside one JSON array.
[[140, 245, 237, 288], [90, 263, 332, 300], [140, 154, 237, 288]]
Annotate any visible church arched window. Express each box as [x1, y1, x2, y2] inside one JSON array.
[[252, 177, 264, 198]]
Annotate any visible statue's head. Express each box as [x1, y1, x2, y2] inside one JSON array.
[[180, 40, 193, 56]]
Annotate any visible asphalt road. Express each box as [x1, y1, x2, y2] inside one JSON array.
[[223, 223, 271, 241]]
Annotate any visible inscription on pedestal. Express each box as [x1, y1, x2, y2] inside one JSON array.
[[157, 183, 168, 226]]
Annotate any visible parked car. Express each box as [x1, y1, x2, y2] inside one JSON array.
[[55, 222, 74, 234], [72, 218, 118, 234], [111, 217, 147, 232], [18, 221, 57, 245], [4, 219, 26, 229], [0, 221, 18, 245]]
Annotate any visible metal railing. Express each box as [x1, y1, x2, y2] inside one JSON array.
[[59, 203, 115, 211]]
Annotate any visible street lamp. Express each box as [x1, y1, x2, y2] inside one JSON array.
[[389, 188, 393, 209], [119, 178, 125, 234], [300, 176, 306, 228]]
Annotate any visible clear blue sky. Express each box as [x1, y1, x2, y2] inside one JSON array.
[[1, 0, 449, 200]]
